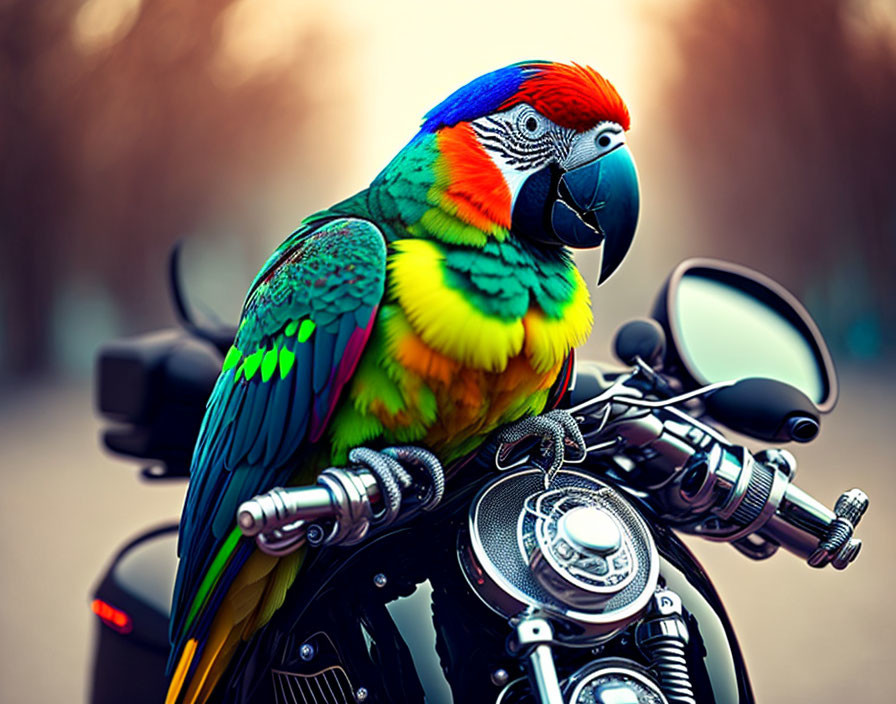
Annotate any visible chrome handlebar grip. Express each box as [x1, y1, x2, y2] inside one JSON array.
[[314, 468, 382, 546], [237, 486, 335, 537], [757, 483, 836, 557], [237, 468, 382, 555], [236, 448, 445, 556], [676, 443, 868, 569], [806, 488, 868, 569], [756, 484, 868, 569]]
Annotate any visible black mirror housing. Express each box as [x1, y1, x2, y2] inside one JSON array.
[[651, 258, 838, 414], [96, 330, 223, 478]]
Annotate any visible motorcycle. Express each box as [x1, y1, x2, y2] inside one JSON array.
[[89, 254, 868, 704]]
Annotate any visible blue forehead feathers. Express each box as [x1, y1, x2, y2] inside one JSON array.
[[420, 63, 546, 133]]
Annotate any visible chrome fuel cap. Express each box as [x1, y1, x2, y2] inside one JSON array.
[[558, 506, 622, 555], [459, 468, 659, 644], [526, 486, 639, 610]]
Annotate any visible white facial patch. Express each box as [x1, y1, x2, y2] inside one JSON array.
[[486, 150, 533, 207], [561, 122, 626, 171], [470, 106, 626, 210]]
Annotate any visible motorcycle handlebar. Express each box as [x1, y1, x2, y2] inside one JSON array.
[[573, 377, 869, 570], [677, 444, 868, 569], [236, 467, 386, 554], [237, 485, 336, 537]]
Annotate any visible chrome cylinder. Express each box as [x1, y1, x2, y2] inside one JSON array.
[[676, 443, 868, 569], [508, 615, 565, 704], [237, 486, 334, 537]]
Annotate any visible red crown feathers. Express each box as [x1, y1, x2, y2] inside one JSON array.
[[501, 62, 631, 132]]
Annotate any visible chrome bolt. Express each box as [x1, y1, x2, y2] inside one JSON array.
[[490, 668, 509, 686], [355, 687, 369, 702], [306, 524, 325, 546], [373, 573, 387, 588], [299, 642, 315, 661]]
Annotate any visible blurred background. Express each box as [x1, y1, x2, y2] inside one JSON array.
[[0, 0, 893, 701]]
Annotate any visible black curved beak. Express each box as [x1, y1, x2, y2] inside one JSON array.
[[556, 145, 640, 282], [512, 144, 640, 284]]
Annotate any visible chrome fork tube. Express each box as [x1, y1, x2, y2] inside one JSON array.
[[527, 644, 564, 704], [508, 613, 565, 704]]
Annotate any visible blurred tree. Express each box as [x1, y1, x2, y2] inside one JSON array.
[[664, 0, 896, 359], [0, 0, 332, 377]]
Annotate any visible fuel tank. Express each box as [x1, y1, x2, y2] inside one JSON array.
[[228, 473, 754, 704]]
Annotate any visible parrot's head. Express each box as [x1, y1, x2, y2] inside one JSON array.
[[419, 61, 639, 284]]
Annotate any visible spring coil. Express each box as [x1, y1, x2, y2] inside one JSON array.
[[817, 516, 852, 553], [645, 638, 696, 704], [637, 597, 697, 704]]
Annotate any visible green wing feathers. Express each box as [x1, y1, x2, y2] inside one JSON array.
[[166, 218, 387, 704]]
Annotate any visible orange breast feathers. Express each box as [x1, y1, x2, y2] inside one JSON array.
[[386, 304, 564, 456]]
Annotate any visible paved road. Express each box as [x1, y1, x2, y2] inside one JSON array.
[[0, 370, 892, 702]]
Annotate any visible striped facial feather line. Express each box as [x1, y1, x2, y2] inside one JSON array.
[[472, 117, 550, 170], [471, 110, 575, 172]]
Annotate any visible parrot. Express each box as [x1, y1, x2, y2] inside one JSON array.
[[166, 60, 640, 704]]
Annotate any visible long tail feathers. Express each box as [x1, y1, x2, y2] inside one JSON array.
[[166, 548, 305, 704], [165, 639, 198, 704]]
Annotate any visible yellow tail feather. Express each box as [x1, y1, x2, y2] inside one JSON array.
[[181, 613, 237, 704], [246, 549, 303, 636], [165, 638, 198, 704], [170, 548, 305, 704]]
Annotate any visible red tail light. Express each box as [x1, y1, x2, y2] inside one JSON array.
[[91, 598, 133, 634]]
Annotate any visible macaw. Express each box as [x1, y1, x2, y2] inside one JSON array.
[[166, 60, 640, 704]]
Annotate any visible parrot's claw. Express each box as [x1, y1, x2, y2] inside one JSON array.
[[495, 409, 587, 485], [348, 445, 445, 526], [243, 445, 444, 555]]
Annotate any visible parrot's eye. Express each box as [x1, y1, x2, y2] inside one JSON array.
[[598, 135, 611, 147], [470, 105, 558, 173], [517, 109, 547, 139]]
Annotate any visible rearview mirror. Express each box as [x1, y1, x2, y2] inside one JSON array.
[[652, 259, 838, 412]]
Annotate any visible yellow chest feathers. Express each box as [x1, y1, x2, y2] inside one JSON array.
[[386, 238, 593, 375]]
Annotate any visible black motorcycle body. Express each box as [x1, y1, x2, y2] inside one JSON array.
[[89, 257, 865, 704], [89, 476, 750, 703], [230, 491, 752, 704]]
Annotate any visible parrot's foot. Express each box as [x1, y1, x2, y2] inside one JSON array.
[[495, 409, 587, 485], [347, 446, 445, 527], [239, 445, 444, 555]]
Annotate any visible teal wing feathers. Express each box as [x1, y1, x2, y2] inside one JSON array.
[[168, 217, 387, 670]]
